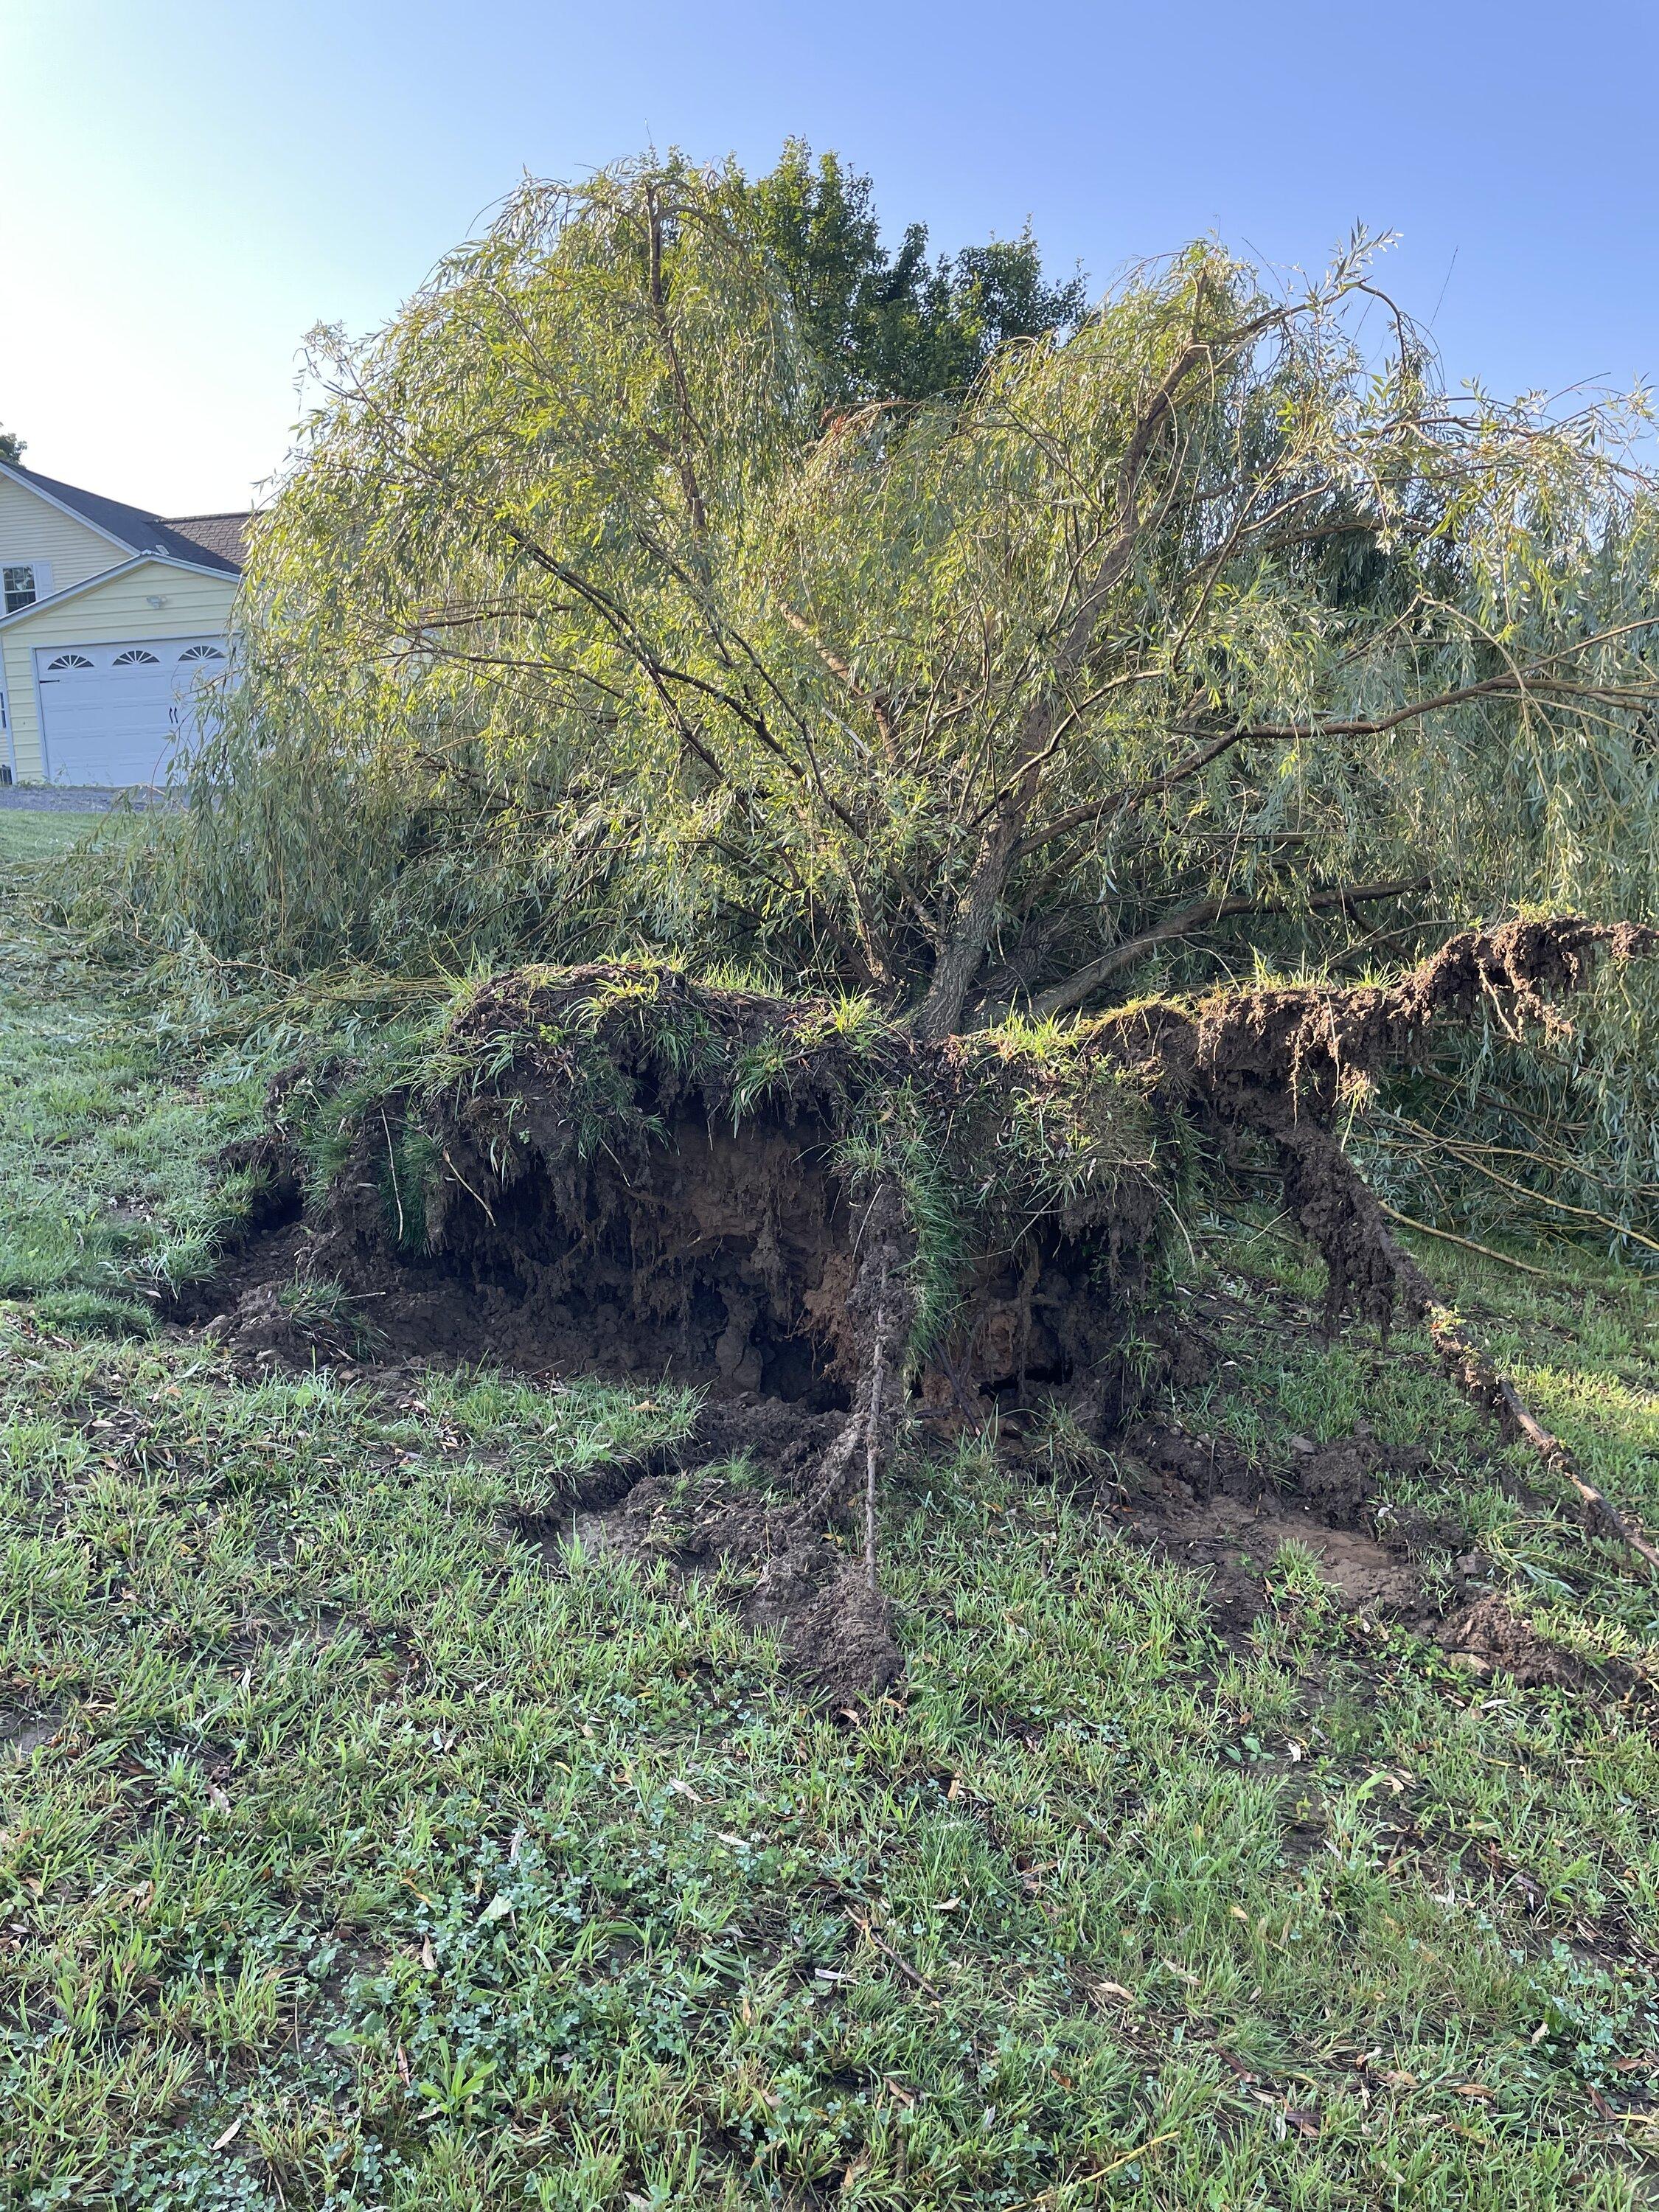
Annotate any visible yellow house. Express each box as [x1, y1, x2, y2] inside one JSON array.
[[0, 458, 246, 787]]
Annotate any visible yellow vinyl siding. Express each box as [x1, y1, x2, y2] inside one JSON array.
[[1, 560, 239, 782], [0, 476, 122, 597]]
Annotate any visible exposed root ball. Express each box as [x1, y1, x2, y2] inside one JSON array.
[[206, 917, 1652, 1410], [233, 961, 1175, 1413]]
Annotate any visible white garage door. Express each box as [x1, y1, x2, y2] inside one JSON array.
[[34, 636, 229, 786]]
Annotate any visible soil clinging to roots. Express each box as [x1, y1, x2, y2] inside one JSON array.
[[191, 918, 1653, 1697]]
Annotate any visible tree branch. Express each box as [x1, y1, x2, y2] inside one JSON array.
[[644, 183, 710, 538], [1015, 659, 1657, 864], [1029, 874, 1431, 1019], [781, 606, 898, 761], [914, 301, 1265, 1040]]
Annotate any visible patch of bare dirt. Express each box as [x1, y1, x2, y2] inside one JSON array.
[[1, 1705, 63, 1759], [1113, 1422, 1482, 1635], [544, 1463, 902, 1707], [1436, 1594, 1598, 1688]]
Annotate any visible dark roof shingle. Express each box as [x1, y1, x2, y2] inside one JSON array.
[[163, 512, 251, 566]]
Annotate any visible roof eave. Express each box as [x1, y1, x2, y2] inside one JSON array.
[[0, 457, 143, 558]]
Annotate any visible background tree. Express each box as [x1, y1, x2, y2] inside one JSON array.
[[0, 425, 24, 463], [747, 140, 1087, 405]]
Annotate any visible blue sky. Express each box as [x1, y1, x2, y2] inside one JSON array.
[[4, 0, 1656, 515]]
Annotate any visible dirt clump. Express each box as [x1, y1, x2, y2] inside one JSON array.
[[559, 1466, 902, 1705], [201, 959, 1173, 1417], [684, 1397, 851, 1484], [1436, 1596, 1592, 1688], [198, 1270, 358, 1371]]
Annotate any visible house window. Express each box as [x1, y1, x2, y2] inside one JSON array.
[[2, 564, 37, 614], [46, 653, 94, 671], [178, 644, 225, 661], [113, 647, 159, 665]]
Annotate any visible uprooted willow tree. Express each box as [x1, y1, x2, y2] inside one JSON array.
[[97, 156, 1659, 1671], [131, 156, 1659, 1243]]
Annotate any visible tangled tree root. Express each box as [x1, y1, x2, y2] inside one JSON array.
[[195, 917, 1655, 1689]]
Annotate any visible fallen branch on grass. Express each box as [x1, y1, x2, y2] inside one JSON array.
[[1423, 1302, 1659, 1579], [838, 1902, 942, 1999], [1377, 1201, 1551, 1279]]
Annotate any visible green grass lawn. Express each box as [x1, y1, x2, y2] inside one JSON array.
[[0, 810, 106, 863], [3, 891, 1659, 2207]]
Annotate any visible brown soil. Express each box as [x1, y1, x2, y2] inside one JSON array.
[[192, 1127, 834, 1391], [1436, 1594, 1596, 1688], [573, 1467, 902, 1708], [1113, 1421, 1481, 1635], [499, 1395, 902, 1705]]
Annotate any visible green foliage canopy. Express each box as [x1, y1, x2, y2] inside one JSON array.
[[194, 155, 1658, 1065], [166, 156, 1655, 1053]]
